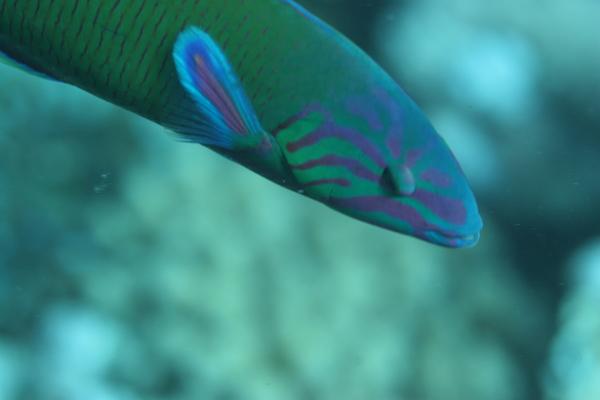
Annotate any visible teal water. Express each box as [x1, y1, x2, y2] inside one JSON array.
[[1, 1, 599, 399]]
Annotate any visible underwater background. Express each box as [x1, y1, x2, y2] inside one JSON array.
[[0, 0, 599, 399]]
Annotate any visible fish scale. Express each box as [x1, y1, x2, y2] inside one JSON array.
[[0, 0, 341, 125]]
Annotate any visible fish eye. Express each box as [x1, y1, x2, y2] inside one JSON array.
[[380, 167, 398, 195], [380, 165, 416, 197]]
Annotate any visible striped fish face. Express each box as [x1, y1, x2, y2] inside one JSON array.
[[278, 86, 483, 248], [328, 122, 483, 248]]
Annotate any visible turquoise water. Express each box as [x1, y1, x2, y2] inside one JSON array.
[[1, 1, 599, 399]]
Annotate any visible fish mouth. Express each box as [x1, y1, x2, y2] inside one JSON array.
[[422, 229, 481, 248]]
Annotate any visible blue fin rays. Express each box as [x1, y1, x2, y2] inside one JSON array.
[[168, 26, 264, 149]]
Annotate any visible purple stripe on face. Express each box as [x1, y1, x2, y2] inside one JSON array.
[[272, 113, 304, 137], [373, 87, 405, 158], [303, 178, 351, 188], [386, 134, 402, 159], [345, 97, 384, 132], [329, 195, 435, 232], [420, 168, 452, 188], [286, 120, 386, 168], [405, 149, 423, 168], [291, 155, 380, 181], [373, 87, 402, 124], [405, 136, 438, 168], [412, 190, 466, 225], [272, 103, 327, 137]]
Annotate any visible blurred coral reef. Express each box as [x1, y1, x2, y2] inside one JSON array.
[[545, 240, 600, 400], [0, 1, 598, 399]]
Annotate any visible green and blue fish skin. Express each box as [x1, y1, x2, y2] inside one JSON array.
[[0, 0, 483, 247]]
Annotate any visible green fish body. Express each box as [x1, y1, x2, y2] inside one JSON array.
[[0, 0, 483, 247]]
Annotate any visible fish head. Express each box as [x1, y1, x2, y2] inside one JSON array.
[[376, 119, 482, 248], [319, 91, 483, 248], [279, 88, 482, 248]]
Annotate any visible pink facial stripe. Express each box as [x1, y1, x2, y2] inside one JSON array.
[[303, 178, 351, 188], [411, 190, 466, 225], [286, 121, 386, 168], [420, 168, 452, 188], [291, 154, 380, 182]]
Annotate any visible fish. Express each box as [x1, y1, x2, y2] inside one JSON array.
[[0, 0, 482, 247]]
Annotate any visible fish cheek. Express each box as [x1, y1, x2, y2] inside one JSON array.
[[328, 170, 375, 200]]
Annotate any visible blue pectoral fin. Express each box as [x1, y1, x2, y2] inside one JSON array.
[[0, 50, 58, 81], [166, 26, 267, 151]]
